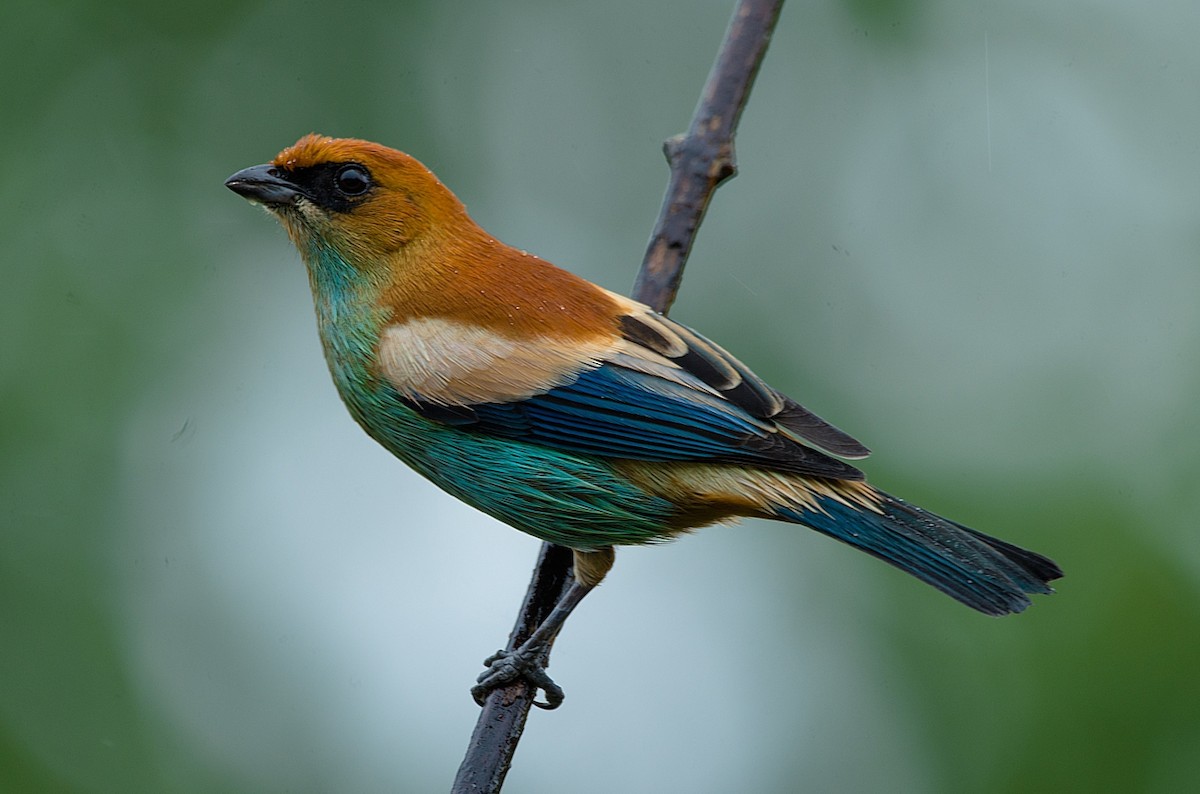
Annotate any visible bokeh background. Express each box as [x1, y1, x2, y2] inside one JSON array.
[[4, 0, 1199, 791]]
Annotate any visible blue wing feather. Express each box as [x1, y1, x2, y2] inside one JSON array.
[[402, 356, 864, 480], [617, 312, 871, 459]]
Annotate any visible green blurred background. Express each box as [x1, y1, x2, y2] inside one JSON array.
[[3, 0, 1198, 791]]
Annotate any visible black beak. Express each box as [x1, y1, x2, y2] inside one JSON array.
[[225, 164, 305, 206]]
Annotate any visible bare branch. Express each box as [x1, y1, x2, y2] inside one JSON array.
[[636, 0, 785, 314], [451, 543, 573, 792], [453, 1, 785, 790]]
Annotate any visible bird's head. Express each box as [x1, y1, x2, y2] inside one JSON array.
[[225, 134, 477, 268]]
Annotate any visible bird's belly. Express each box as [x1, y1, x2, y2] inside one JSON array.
[[344, 384, 679, 549]]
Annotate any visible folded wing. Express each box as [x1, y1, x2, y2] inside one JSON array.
[[380, 302, 869, 481]]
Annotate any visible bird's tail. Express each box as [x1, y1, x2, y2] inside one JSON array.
[[776, 486, 1062, 616]]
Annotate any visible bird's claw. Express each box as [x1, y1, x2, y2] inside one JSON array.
[[472, 648, 564, 710]]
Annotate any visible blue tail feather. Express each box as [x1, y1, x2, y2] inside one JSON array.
[[779, 490, 1061, 616]]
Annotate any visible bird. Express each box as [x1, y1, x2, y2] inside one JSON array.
[[226, 134, 1062, 709]]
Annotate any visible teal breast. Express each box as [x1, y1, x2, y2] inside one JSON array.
[[301, 243, 678, 549]]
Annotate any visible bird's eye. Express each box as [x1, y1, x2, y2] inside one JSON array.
[[334, 165, 371, 196]]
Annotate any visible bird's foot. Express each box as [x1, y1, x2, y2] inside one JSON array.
[[472, 647, 564, 710]]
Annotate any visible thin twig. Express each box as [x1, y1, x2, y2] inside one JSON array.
[[451, 543, 573, 793], [635, 0, 785, 313], [452, 1, 785, 790]]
